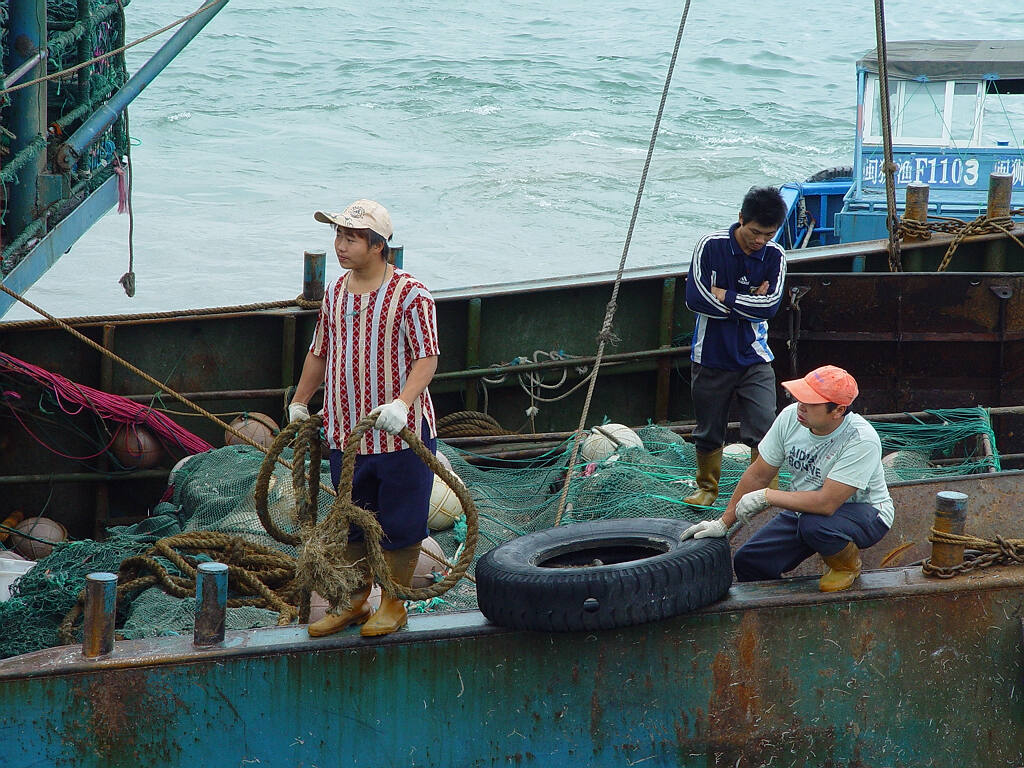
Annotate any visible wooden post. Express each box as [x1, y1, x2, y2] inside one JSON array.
[[986, 173, 1012, 271], [902, 183, 929, 270]]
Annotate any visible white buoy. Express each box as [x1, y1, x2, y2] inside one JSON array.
[[581, 423, 643, 462], [427, 472, 465, 531], [722, 443, 752, 462]]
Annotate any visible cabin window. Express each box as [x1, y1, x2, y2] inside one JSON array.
[[900, 81, 946, 139], [980, 85, 1024, 148], [869, 79, 897, 140], [864, 75, 983, 147], [950, 82, 980, 141]]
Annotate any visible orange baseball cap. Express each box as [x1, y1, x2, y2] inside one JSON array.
[[781, 365, 859, 406]]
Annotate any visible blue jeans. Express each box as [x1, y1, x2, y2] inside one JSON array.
[[733, 502, 890, 582]]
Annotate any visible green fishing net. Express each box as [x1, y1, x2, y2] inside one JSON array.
[[0, 407, 1001, 658]]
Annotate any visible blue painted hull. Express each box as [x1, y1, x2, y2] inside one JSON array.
[[2, 562, 1022, 768]]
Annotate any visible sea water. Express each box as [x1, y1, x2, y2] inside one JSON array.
[[5, 0, 1021, 320]]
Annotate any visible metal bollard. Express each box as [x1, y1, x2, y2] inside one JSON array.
[[194, 561, 228, 647], [987, 173, 1012, 219], [303, 250, 326, 303], [930, 491, 968, 569], [82, 572, 117, 658], [904, 182, 930, 224]]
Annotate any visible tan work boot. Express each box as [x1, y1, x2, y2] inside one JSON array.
[[750, 446, 779, 490], [308, 542, 373, 637], [361, 543, 421, 637], [684, 448, 723, 507], [819, 541, 862, 592]]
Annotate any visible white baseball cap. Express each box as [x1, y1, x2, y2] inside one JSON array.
[[314, 199, 393, 239]]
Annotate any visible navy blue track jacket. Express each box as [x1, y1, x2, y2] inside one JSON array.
[[684, 222, 786, 371]]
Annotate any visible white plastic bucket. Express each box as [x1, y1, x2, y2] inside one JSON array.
[[0, 558, 36, 601]]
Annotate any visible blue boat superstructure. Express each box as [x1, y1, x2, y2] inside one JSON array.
[[780, 40, 1024, 250]]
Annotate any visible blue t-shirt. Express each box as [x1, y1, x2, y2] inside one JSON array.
[[684, 223, 786, 371]]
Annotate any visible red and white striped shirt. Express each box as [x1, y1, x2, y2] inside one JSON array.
[[311, 267, 439, 454]]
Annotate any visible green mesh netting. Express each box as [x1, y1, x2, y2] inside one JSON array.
[[873, 407, 1001, 481], [0, 407, 1003, 658], [2, 0, 130, 256]]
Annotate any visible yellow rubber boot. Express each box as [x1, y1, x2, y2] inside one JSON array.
[[684, 448, 722, 507], [308, 543, 373, 637], [750, 446, 779, 490], [819, 542, 862, 592], [361, 543, 421, 637]]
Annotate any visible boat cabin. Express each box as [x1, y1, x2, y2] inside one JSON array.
[[781, 40, 1024, 249]]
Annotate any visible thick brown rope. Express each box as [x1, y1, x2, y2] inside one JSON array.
[[333, 414, 479, 601], [437, 411, 516, 438], [254, 412, 479, 619]]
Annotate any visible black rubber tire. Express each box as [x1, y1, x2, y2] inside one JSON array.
[[805, 166, 853, 183], [475, 518, 732, 632]]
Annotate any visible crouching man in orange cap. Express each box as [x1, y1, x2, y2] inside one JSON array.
[[682, 365, 893, 591]]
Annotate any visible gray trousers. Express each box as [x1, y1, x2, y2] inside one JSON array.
[[690, 362, 777, 453]]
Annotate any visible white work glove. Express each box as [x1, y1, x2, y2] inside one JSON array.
[[735, 488, 771, 526], [374, 398, 410, 435], [681, 519, 728, 540], [288, 402, 310, 424]]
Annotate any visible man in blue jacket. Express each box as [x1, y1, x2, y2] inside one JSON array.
[[683, 187, 787, 507]]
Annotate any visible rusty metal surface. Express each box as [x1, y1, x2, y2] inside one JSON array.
[[1, 565, 1023, 767]]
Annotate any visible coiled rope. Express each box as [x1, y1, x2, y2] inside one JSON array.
[[59, 531, 303, 642], [253, 413, 479, 621], [437, 411, 515, 438]]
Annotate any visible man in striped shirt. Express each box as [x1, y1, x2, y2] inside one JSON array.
[[288, 199, 440, 638], [683, 187, 787, 508]]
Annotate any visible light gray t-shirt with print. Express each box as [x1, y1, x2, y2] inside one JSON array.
[[757, 403, 894, 526]]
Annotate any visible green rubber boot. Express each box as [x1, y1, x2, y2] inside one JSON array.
[[684, 448, 723, 507]]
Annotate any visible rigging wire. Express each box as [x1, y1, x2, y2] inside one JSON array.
[[873, 0, 903, 271], [554, 0, 694, 525]]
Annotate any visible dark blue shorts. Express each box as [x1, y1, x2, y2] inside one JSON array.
[[329, 421, 436, 551]]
